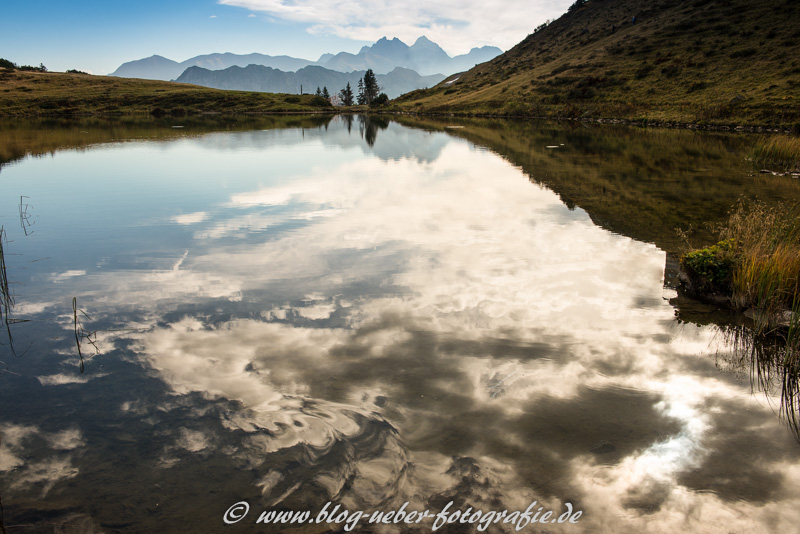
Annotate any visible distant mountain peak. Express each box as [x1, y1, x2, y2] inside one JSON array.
[[112, 36, 502, 81], [372, 37, 410, 52]]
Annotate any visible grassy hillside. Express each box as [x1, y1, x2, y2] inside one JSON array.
[[394, 0, 800, 127], [0, 70, 334, 116]]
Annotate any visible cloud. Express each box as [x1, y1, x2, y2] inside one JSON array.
[[218, 0, 575, 54], [50, 270, 86, 282], [172, 211, 209, 225], [210, 15, 218, 18], [248, 13, 256, 18]]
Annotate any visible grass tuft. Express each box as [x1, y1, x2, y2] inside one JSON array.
[[752, 135, 800, 172]]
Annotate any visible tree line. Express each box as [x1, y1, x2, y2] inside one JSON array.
[[313, 69, 389, 107], [0, 58, 48, 72]]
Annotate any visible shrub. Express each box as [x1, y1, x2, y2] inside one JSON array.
[[681, 239, 736, 294], [18, 63, 47, 72], [369, 93, 390, 107], [309, 95, 331, 107]]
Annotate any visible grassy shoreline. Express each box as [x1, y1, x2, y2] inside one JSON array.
[[0, 70, 336, 116], [4, 70, 800, 133], [681, 200, 800, 337], [385, 109, 800, 134]]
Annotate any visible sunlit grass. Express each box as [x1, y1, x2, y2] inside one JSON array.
[[0, 71, 335, 117], [752, 135, 800, 172], [721, 201, 800, 316]]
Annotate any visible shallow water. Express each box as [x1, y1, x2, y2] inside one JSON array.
[[1, 116, 799, 533]]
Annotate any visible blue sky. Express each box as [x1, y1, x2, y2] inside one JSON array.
[[2, 0, 573, 75]]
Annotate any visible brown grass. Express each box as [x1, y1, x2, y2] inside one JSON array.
[[0, 70, 334, 116], [752, 135, 800, 172]]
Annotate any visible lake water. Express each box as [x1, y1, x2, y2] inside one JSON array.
[[1, 115, 800, 533]]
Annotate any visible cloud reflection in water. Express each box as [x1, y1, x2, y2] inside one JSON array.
[[4, 118, 800, 532]]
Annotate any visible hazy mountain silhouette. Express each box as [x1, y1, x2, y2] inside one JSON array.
[[111, 37, 502, 81], [175, 64, 446, 99], [111, 53, 315, 81], [319, 36, 502, 75]]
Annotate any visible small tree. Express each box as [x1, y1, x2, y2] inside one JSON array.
[[362, 69, 380, 105], [339, 82, 354, 106], [322, 86, 330, 100], [315, 87, 322, 97], [357, 78, 366, 105]]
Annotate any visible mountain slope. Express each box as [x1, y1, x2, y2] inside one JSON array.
[[111, 55, 182, 81], [396, 0, 800, 126], [175, 64, 445, 99]]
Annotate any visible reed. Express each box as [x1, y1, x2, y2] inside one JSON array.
[[72, 297, 98, 373], [698, 201, 800, 436], [751, 135, 800, 172], [0, 227, 15, 355], [720, 201, 800, 316]]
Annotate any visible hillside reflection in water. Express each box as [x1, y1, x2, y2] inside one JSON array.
[[0, 116, 799, 533]]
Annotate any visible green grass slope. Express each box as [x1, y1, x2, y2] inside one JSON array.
[[0, 70, 334, 116], [395, 0, 800, 127]]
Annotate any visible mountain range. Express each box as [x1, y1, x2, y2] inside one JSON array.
[[317, 37, 501, 76], [111, 37, 502, 81], [175, 65, 446, 100]]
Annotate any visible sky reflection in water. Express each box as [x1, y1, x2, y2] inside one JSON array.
[[1, 117, 799, 533]]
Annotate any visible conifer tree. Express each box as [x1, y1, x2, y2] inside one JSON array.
[[322, 86, 330, 100], [362, 69, 380, 105], [357, 78, 366, 105], [339, 82, 354, 106]]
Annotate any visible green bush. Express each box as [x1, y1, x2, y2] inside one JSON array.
[[309, 95, 331, 107], [681, 239, 736, 294], [369, 93, 390, 107]]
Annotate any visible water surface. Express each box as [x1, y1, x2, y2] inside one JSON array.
[[1, 116, 799, 533]]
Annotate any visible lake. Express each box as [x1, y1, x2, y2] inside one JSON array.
[[1, 115, 800, 533]]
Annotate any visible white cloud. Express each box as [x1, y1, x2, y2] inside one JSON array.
[[248, 13, 256, 18], [219, 0, 575, 54], [172, 211, 209, 225], [50, 270, 86, 282], [37, 374, 91, 386], [210, 15, 218, 18]]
